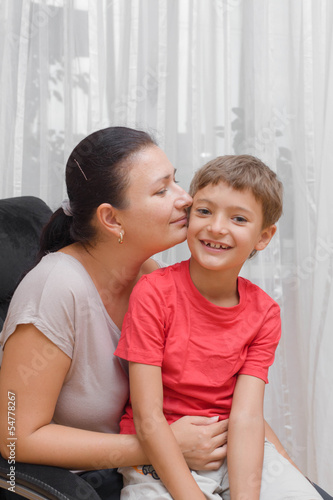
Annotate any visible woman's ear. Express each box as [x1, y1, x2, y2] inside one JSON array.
[[255, 224, 277, 252], [95, 203, 123, 238]]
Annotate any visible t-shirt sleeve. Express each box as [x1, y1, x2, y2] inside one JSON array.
[[0, 262, 76, 359], [151, 256, 167, 268], [238, 303, 281, 383], [115, 277, 166, 366]]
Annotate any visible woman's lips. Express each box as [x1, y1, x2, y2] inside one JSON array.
[[170, 215, 188, 225]]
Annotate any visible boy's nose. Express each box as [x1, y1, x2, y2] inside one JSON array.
[[209, 217, 228, 235]]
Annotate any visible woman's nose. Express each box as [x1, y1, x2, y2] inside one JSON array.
[[175, 186, 192, 209]]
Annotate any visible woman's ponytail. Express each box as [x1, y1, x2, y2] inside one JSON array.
[[36, 208, 74, 263]]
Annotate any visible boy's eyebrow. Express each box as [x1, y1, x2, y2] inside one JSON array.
[[194, 198, 255, 215], [194, 198, 214, 205], [229, 205, 254, 214]]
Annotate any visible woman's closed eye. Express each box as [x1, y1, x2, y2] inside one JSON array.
[[154, 179, 180, 196], [155, 188, 168, 196]]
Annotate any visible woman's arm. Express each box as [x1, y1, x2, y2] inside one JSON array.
[[228, 374, 266, 500], [0, 324, 149, 469], [0, 323, 227, 471], [129, 361, 206, 500]]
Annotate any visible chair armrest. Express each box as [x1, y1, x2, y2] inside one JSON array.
[[310, 480, 333, 500], [0, 454, 101, 499]]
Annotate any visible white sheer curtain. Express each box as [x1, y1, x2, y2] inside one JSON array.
[[0, 0, 332, 491]]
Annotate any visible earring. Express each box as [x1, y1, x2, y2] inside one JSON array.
[[118, 231, 124, 244]]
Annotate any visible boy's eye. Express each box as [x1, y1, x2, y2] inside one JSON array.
[[196, 208, 211, 215], [233, 216, 247, 223]]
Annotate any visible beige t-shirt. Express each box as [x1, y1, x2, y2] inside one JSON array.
[[0, 252, 129, 434]]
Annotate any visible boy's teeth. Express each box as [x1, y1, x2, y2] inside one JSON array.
[[206, 242, 228, 249]]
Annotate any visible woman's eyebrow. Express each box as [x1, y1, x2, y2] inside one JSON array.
[[152, 169, 177, 185]]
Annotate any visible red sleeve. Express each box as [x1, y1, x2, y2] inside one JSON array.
[[238, 304, 281, 383], [115, 277, 166, 366]]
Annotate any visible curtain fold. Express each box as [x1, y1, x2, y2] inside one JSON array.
[[0, 0, 332, 491]]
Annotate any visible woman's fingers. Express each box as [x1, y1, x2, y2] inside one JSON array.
[[171, 415, 229, 451], [184, 415, 219, 425], [209, 430, 227, 451], [186, 416, 229, 437], [205, 419, 229, 438], [201, 443, 228, 471], [183, 442, 228, 471], [171, 415, 229, 471], [190, 419, 229, 447]]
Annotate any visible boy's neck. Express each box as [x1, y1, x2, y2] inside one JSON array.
[[189, 257, 242, 307]]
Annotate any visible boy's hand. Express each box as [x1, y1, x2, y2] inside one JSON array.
[[170, 416, 228, 470]]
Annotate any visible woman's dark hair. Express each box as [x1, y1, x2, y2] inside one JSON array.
[[37, 127, 156, 261]]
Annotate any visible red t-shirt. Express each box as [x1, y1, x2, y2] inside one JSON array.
[[115, 260, 281, 434]]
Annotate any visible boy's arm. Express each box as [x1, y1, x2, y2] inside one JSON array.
[[129, 362, 206, 500], [228, 374, 266, 500]]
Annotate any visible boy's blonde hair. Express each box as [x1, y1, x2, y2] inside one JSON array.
[[189, 155, 283, 229]]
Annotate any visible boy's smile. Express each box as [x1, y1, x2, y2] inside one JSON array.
[[187, 181, 276, 278], [201, 240, 231, 250]]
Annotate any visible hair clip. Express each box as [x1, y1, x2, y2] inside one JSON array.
[[74, 158, 88, 181]]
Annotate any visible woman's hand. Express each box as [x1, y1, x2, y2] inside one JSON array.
[[170, 416, 228, 471]]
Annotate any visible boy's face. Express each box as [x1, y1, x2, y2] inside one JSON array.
[[187, 181, 276, 273]]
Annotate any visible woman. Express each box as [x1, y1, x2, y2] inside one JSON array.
[[0, 127, 328, 499], [0, 127, 228, 499]]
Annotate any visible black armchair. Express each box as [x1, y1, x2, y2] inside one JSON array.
[[0, 196, 101, 499], [0, 196, 52, 331]]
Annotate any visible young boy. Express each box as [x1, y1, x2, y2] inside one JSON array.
[[115, 155, 322, 500]]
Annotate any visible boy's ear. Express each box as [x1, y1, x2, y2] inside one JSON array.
[[255, 224, 277, 252], [96, 203, 123, 237]]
